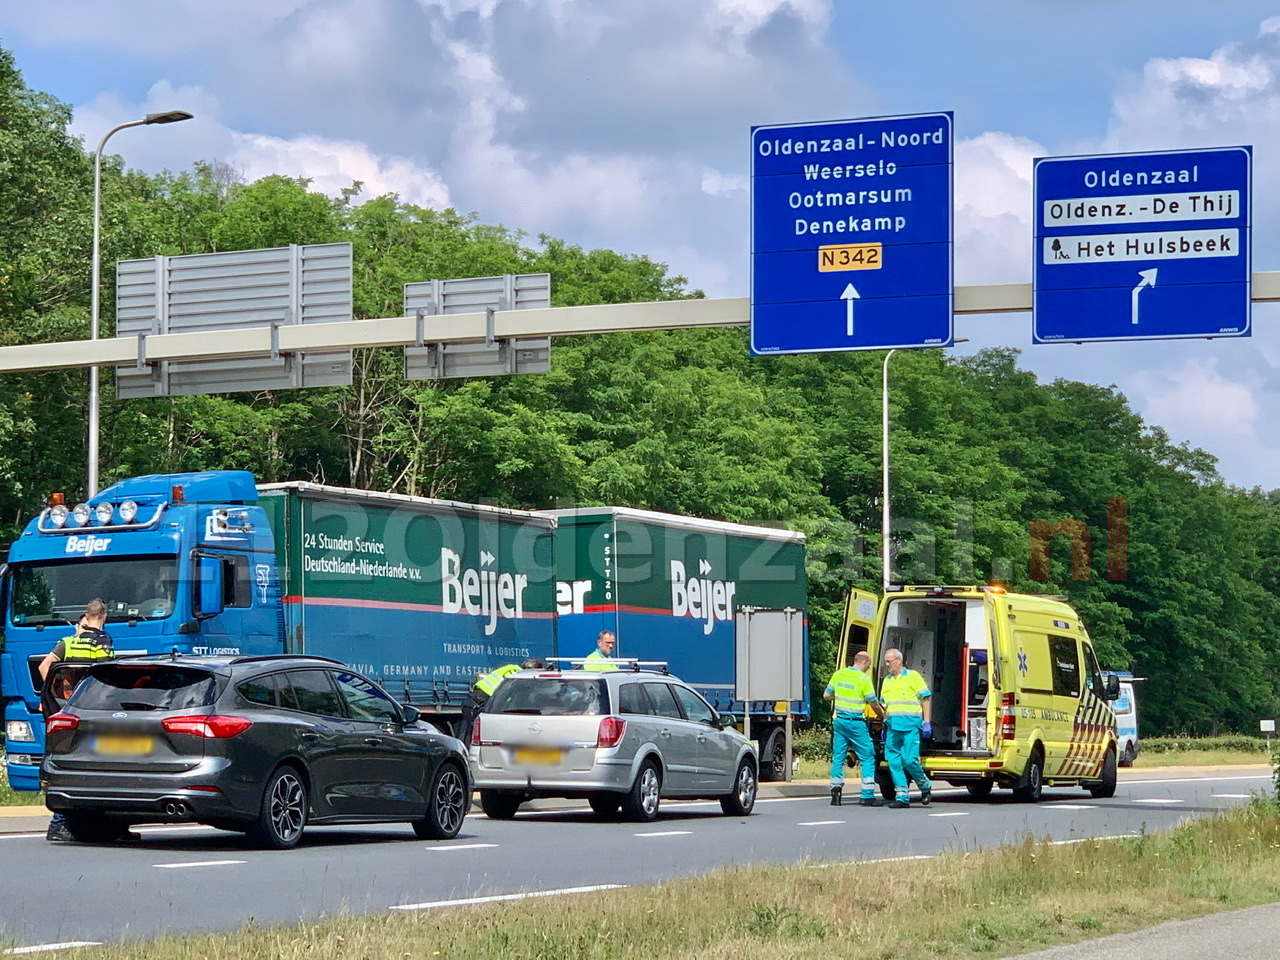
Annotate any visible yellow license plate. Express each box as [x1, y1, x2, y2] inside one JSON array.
[[818, 242, 883, 272], [92, 734, 154, 756], [513, 746, 563, 765]]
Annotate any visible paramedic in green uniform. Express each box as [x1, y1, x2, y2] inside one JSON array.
[[880, 647, 932, 808], [823, 651, 883, 806]]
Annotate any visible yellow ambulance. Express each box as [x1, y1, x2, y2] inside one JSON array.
[[838, 585, 1120, 801]]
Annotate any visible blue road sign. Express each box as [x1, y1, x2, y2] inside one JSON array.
[[1034, 146, 1251, 343], [750, 112, 953, 355]]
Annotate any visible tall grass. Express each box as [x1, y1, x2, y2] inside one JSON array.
[[0, 757, 46, 806], [25, 803, 1280, 960]]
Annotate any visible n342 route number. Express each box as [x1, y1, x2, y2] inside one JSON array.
[[818, 242, 882, 272]]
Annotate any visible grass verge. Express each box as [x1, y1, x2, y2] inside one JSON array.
[[20, 801, 1280, 960]]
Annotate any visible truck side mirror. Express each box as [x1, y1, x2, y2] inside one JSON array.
[[1103, 674, 1120, 701], [196, 557, 225, 619]]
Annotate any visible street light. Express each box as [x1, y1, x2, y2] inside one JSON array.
[[881, 339, 968, 592], [88, 110, 193, 495]]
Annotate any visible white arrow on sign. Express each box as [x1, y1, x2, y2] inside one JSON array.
[[841, 283, 860, 336], [481, 550, 495, 567], [1131, 268, 1157, 325]]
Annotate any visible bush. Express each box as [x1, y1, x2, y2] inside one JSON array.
[[792, 725, 832, 761], [1142, 735, 1269, 754]]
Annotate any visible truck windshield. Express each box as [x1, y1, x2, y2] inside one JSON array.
[[10, 556, 181, 626]]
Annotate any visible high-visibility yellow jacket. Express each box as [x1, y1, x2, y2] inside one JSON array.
[[881, 668, 930, 722], [474, 663, 522, 697], [825, 666, 877, 718]]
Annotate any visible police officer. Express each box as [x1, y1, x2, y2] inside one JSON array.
[[823, 651, 883, 806], [39, 599, 115, 842], [582, 630, 619, 671], [880, 647, 933, 808], [459, 657, 546, 738]]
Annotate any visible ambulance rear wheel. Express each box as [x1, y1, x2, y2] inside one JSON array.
[[1013, 748, 1044, 803], [876, 768, 896, 801], [1088, 747, 1118, 799], [1120, 742, 1136, 767], [965, 781, 994, 799]]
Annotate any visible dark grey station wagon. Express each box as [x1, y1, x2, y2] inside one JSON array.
[[42, 655, 470, 848]]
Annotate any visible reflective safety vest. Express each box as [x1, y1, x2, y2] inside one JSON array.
[[826, 666, 875, 718], [880, 668, 930, 718], [583, 650, 618, 672], [64, 630, 113, 661], [474, 663, 521, 697]]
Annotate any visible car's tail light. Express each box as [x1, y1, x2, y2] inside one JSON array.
[[161, 715, 253, 739], [472, 717, 482, 746], [46, 713, 80, 734], [597, 716, 627, 748], [1000, 693, 1016, 741]]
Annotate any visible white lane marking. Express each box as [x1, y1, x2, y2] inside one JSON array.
[[634, 830, 692, 837], [0, 833, 46, 841], [1051, 835, 1137, 845], [797, 820, 845, 826], [430, 843, 498, 851], [153, 859, 246, 869], [5, 943, 103, 955], [1215, 793, 1253, 799], [813, 854, 934, 869], [0, 824, 224, 841], [1048, 804, 1097, 811], [927, 812, 969, 818], [392, 883, 627, 911], [1132, 798, 1183, 804], [1127, 774, 1268, 785]]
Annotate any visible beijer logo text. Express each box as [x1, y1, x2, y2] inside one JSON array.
[[670, 560, 737, 635], [65, 535, 112, 557]]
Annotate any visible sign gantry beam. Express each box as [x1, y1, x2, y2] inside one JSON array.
[[1, 275, 1279, 376]]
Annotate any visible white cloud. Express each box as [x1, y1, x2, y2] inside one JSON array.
[[953, 131, 1042, 285], [1133, 357, 1260, 443]]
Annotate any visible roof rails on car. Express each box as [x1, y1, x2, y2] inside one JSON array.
[[545, 657, 670, 675], [229, 654, 345, 665]]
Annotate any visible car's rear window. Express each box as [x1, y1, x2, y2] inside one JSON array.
[[487, 678, 608, 716], [68, 666, 220, 712]]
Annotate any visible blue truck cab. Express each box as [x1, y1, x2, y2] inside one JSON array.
[[1, 470, 281, 790]]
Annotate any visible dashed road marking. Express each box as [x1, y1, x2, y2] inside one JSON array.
[[431, 843, 498, 851], [153, 859, 246, 869], [1048, 804, 1097, 811], [392, 884, 627, 911], [1132, 798, 1183, 804], [797, 820, 845, 826], [927, 812, 968, 818], [1214, 793, 1252, 799], [634, 830, 693, 837]]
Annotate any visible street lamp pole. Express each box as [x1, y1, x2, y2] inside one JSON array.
[[881, 348, 896, 593], [88, 110, 193, 496], [881, 339, 968, 594]]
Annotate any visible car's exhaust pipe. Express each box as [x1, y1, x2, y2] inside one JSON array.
[[163, 800, 189, 818]]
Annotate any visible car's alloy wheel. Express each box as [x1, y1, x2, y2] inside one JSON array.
[[249, 767, 308, 849], [720, 760, 757, 816], [416, 764, 467, 840], [622, 760, 662, 822]]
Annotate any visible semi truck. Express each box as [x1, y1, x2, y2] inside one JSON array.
[[1, 471, 558, 791], [1, 471, 809, 791], [546, 506, 809, 781]]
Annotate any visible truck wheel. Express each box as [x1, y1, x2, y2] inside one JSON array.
[[720, 759, 758, 817], [758, 728, 787, 782], [1120, 742, 1136, 767], [621, 760, 662, 822], [479, 790, 523, 820], [588, 793, 622, 817], [1012, 748, 1044, 803], [1087, 747, 1118, 799], [965, 781, 994, 799], [414, 762, 468, 839], [876, 767, 896, 801], [63, 812, 129, 843], [247, 765, 308, 849]]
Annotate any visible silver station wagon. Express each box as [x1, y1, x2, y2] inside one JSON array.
[[468, 667, 758, 822]]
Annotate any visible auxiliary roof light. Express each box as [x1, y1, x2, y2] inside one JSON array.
[[119, 500, 138, 523], [94, 502, 114, 525], [71, 503, 91, 526], [49, 504, 69, 528]]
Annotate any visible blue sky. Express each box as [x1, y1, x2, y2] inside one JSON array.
[[3, 1, 1280, 488]]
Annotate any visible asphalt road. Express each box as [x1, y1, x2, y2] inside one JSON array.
[[0, 769, 1269, 951]]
